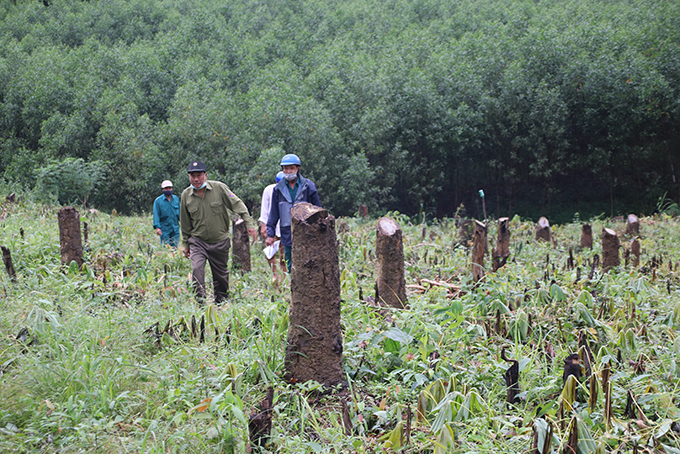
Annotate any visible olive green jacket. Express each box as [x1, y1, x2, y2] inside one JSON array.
[[180, 180, 256, 248]]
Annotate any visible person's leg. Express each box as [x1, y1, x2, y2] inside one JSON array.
[[284, 245, 292, 272], [206, 238, 231, 304], [188, 238, 209, 304], [169, 231, 180, 249]]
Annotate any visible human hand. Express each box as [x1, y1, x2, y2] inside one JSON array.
[[248, 228, 257, 242], [183, 246, 190, 259], [156, 228, 162, 235], [259, 224, 267, 238], [265, 236, 275, 246]]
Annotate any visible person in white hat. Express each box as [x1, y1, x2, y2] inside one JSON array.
[[153, 179, 180, 248]]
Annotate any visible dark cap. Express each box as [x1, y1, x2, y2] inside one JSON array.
[[187, 160, 207, 173]]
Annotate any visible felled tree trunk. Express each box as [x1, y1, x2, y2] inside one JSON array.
[[492, 217, 510, 272], [57, 206, 83, 267], [535, 217, 551, 242], [602, 228, 620, 272], [376, 217, 407, 308], [231, 218, 251, 273], [472, 220, 487, 282], [630, 237, 641, 267], [626, 214, 639, 235], [285, 203, 344, 387], [581, 224, 593, 249]]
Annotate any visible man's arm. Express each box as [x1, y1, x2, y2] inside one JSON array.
[[224, 186, 257, 240], [179, 192, 192, 256]]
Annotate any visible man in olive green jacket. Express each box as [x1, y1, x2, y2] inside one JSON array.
[[180, 160, 257, 304]]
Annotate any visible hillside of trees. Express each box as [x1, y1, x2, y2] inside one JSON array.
[[0, 0, 679, 221]]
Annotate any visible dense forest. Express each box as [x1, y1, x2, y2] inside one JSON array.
[[0, 0, 679, 221]]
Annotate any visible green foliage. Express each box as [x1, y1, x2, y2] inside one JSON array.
[[0, 0, 679, 220], [34, 157, 106, 206]]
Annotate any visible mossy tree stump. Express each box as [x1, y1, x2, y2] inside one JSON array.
[[376, 217, 407, 308], [472, 220, 487, 282], [285, 203, 344, 387], [231, 218, 251, 273], [57, 206, 83, 268], [602, 228, 620, 272]]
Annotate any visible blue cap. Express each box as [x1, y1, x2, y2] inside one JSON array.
[[275, 171, 284, 183], [280, 154, 301, 166]]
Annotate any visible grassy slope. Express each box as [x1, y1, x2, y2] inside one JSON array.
[[0, 201, 679, 453]]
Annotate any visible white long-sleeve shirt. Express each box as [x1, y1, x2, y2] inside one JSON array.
[[259, 183, 281, 237]]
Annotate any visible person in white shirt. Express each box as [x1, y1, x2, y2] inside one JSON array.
[[259, 172, 286, 284]]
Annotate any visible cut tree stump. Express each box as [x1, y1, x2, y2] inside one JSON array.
[[535, 217, 551, 242], [1, 245, 16, 282], [358, 204, 368, 218], [472, 220, 487, 282], [285, 203, 344, 387], [375, 217, 407, 308], [602, 228, 620, 272], [581, 224, 593, 249], [57, 206, 83, 268], [492, 217, 510, 272], [625, 214, 639, 235], [231, 218, 251, 273], [630, 237, 641, 267]]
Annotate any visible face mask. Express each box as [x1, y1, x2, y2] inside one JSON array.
[[284, 172, 297, 182], [193, 181, 207, 189], [162, 190, 173, 196]]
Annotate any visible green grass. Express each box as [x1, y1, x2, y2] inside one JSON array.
[[1, 200, 679, 453]]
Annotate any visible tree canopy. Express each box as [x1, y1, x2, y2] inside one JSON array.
[[1, 0, 678, 221]]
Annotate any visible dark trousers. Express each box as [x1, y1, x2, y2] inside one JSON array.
[[188, 237, 230, 304]]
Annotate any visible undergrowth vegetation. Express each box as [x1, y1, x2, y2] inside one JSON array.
[[1, 200, 679, 453]]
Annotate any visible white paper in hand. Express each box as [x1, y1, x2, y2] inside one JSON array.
[[264, 240, 280, 260]]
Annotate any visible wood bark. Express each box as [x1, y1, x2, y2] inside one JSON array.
[[471, 220, 487, 282], [285, 203, 344, 387], [580, 224, 593, 249], [358, 204, 368, 218], [375, 217, 407, 308], [535, 217, 551, 242], [1, 246, 16, 282], [602, 228, 621, 272], [626, 214, 639, 235], [492, 217, 510, 272], [57, 206, 83, 267], [630, 237, 641, 267], [231, 218, 251, 273]]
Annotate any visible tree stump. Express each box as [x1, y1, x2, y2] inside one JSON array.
[[602, 228, 620, 271], [1, 246, 16, 282], [472, 220, 487, 282], [630, 237, 641, 267], [231, 218, 251, 273], [57, 206, 83, 268], [376, 217, 407, 308], [535, 217, 551, 242], [358, 204, 368, 218], [581, 224, 593, 249], [626, 214, 639, 235], [286, 203, 343, 387], [492, 217, 510, 272], [459, 219, 474, 244]]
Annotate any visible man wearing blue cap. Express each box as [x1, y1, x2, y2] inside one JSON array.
[[265, 154, 321, 272], [180, 160, 257, 305]]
